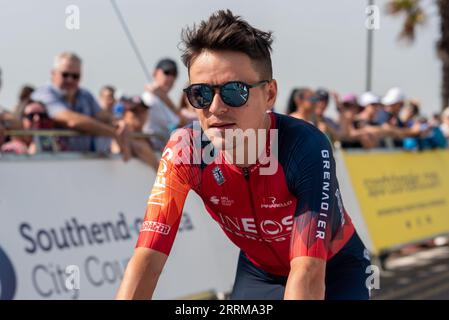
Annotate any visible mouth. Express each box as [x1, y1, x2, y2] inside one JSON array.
[[209, 122, 236, 130]]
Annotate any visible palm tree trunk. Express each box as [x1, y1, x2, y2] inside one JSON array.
[[437, 0, 449, 110], [443, 62, 449, 110]]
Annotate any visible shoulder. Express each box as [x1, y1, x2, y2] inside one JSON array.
[[78, 87, 95, 98], [273, 112, 332, 155], [167, 121, 202, 149], [78, 88, 98, 104], [32, 84, 59, 98]]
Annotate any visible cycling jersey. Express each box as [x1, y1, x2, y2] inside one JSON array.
[[230, 232, 371, 300], [136, 112, 358, 277]]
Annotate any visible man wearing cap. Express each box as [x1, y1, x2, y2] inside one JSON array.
[[378, 87, 408, 147], [353, 89, 423, 149], [315, 88, 337, 129], [356, 92, 383, 126], [375, 87, 405, 125], [314, 88, 342, 142], [142, 58, 186, 152]]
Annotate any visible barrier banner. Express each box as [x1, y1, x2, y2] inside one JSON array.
[[0, 157, 238, 300], [342, 150, 449, 254]]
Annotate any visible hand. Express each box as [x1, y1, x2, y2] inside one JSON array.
[[360, 133, 379, 149], [330, 91, 341, 111], [330, 90, 340, 102], [114, 120, 132, 162], [410, 122, 423, 136]]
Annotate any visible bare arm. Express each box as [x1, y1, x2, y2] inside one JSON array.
[[53, 110, 131, 160], [53, 109, 117, 137], [116, 247, 168, 300], [284, 256, 326, 300], [95, 109, 115, 125], [130, 139, 160, 171], [0, 111, 21, 130]]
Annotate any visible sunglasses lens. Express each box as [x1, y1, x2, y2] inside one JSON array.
[[163, 70, 177, 77], [187, 84, 214, 109], [26, 112, 48, 120], [62, 72, 80, 80], [221, 82, 249, 107]]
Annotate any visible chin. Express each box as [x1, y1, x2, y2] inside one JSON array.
[[210, 138, 234, 152]]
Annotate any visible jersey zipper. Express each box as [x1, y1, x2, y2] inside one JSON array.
[[242, 167, 287, 271]]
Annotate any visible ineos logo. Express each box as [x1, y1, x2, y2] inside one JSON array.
[[0, 246, 17, 300]]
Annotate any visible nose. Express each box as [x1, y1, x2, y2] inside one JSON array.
[[65, 77, 75, 84], [208, 90, 229, 115]]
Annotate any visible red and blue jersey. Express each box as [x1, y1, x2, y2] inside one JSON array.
[[136, 112, 355, 276]]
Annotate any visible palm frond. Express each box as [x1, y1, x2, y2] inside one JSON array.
[[386, 0, 426, 42]]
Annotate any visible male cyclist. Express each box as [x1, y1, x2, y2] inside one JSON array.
[[116, 10, 371, 300]]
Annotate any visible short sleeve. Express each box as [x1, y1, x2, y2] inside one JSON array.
[[135, 128, 199, 255], [31, 86, 68, 118], [288, 131, 343, 261]]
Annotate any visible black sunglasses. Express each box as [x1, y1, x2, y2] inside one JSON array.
[[307, 96, 320, 103], [183, 80, 269, 109], [24, 112, 48, 120], [61, 72, 80, 80], [163, 70, 177, 77]]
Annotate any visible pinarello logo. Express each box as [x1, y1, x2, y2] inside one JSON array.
[[0, 246, 17, 300], [260, 196, 293, 209]]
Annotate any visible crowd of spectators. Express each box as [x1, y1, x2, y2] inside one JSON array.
[[1, 52, 449, 170], [287, 86, 448, 150]]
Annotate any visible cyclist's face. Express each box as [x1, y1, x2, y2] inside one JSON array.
[[189, 50, 277, 149]]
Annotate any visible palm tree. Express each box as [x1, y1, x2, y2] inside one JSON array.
[[386, 0, 449, 110]]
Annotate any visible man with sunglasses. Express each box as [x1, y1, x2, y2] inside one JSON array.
[[117, 10, 370, 300], [31, 52, 130, 158]]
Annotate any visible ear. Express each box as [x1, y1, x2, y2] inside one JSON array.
[[265, 79, 278, 111]]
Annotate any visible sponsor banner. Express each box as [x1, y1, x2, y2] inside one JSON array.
[[342, 150, 449, 254], [0, 157, 238, 300]]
